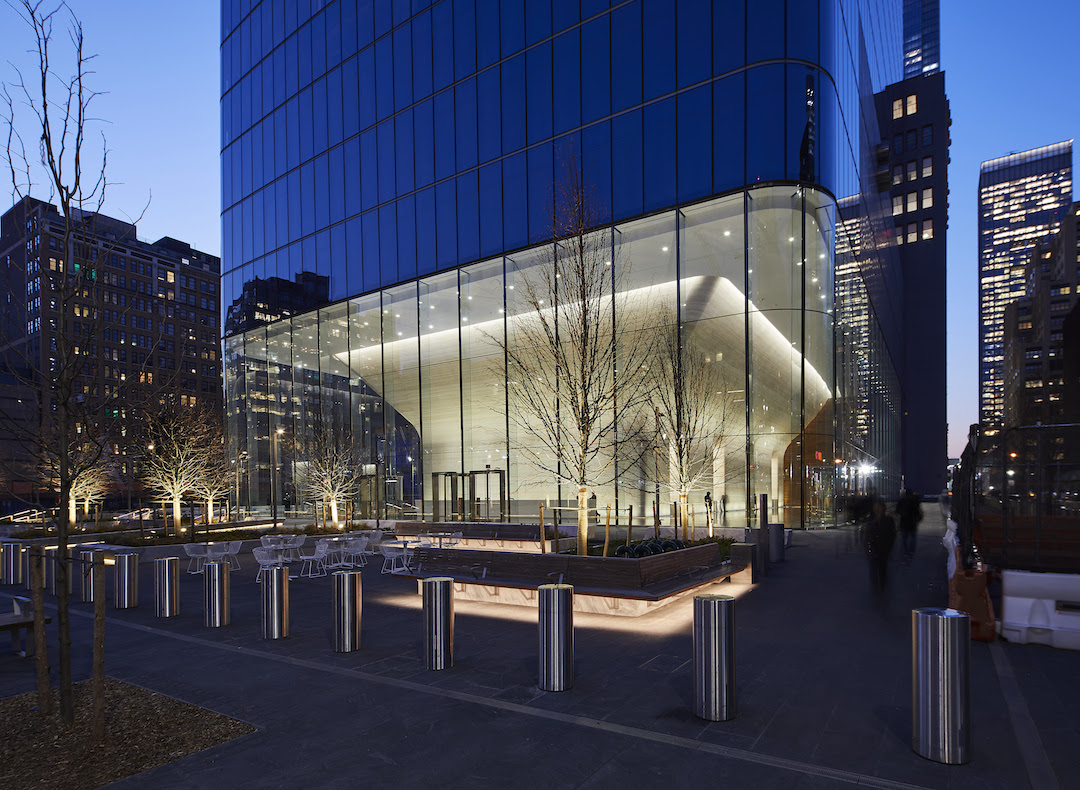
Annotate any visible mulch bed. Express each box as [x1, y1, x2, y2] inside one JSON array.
[[0, 677, 256, 789]]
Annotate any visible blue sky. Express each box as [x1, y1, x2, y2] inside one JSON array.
[[2, 0, 1078, 460]]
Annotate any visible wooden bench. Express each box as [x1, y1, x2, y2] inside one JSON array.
[[0, 596, 51, 657]]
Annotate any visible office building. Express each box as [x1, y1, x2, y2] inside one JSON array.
[[876, 69, 949, 495], [978, 142, 1072, 433], [0, 196, 222, 505], [902, 0, 940, 79], [221, 0, 906, 527], [1002, 202, 1080, 427]]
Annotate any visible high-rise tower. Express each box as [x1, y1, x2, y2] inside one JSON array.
[[903, 0, 940, 79], [978, 142, 1072, 432]]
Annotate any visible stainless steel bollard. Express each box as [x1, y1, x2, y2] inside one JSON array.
[[79, 550, 99, 603], [912, 607, 971, 764], [113, 552, 139, 609], [23, 547, 37, 591], [203, 561, 230, 627], [422, 577, 454, 670], [332, 570, 362, 652], [154, 556, 180, 618], [693, 594, 736, 721], [261, 565, 289, 639], [46, 547, 73, 596], [1, 542, 23, 585], [538, 583, 574, 691]]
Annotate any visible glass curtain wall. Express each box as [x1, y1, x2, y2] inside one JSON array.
[[227, 187, 842, 528]]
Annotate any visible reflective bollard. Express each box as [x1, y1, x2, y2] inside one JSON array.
[[332, 570, 362, 652], [154, 556, 180, 618], [912, 607, 971, 764], [113, 552, 139, 609], [538, 583, 574, 691], [422, 577, 454, 670], [693, 594, 736, 721], [203, 561, 230, 628], [261, 565, 289, 639], [79, 550, 99, 603], [1, 542, 23, 586]]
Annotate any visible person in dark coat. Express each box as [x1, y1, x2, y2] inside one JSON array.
[[896, 488, 922, 563], [864, 499, 896, 604]]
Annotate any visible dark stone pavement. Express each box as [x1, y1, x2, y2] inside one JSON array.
[[2, 508, 1077, 789]]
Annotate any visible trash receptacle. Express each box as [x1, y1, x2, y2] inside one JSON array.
[[113, 552, 139, 609], [154, 556, 180, 618], [693, 594, 736, 721], [538, 583, 574, 691], [912, 607, 970, 764], [422, 577, 454, 670], [261, 565, 289, 639], [332, 570, 362, 652], [204, 561, 230, 627]]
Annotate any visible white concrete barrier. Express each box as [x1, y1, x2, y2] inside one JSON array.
[[1000, 569, 1080, 650]]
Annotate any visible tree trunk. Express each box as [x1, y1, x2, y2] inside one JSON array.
[[68, 496, 77, 527], [172, 496, 182, 535], [330, 498, 340, 529], [577, 487, 589, 555], [30, 545, 50, 715], [603, 504, 611, 558], [679, 491, 689, 542], [206, 497, 214, 525]]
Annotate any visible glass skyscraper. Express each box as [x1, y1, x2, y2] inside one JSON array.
[[978, 142, 1072, 433], [902, 0, 939, 79], [221, 0, 904, 528]]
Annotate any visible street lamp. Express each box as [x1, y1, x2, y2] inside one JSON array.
[[271, 427, 284, 526]]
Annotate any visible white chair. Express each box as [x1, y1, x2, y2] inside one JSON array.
[[380, 544, 406, 574], [297, 542, 329, 578], [343, 537, 368, 567], [183, 543, 207, 574], [224, 541, 244, 570], [253, 546, 281, 583], [448, 531, 463, 548], [284, 534, 306, 562], [417, 534, 434, 548]]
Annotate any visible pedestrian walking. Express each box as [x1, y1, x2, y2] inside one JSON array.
[[863, 498, 896, 606], [896, 488, 922, 563]]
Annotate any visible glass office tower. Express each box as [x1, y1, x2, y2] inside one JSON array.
[[978, 142, 1072, 433], [221, 0, 903, 528]]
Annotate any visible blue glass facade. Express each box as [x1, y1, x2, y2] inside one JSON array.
[[222, 0, 905, 527]]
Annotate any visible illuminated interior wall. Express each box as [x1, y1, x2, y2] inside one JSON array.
[[227, 186, 840, 528]]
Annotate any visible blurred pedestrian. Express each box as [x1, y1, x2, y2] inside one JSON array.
[[896, 488, 922, 563], [864, 498, 896, 605]]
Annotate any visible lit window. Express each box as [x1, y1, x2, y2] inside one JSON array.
[[922, 188, 933, 209], [896, 224, 904, 245], [907, 223, 918, 243], [893, 98, 903, 119], [906, 94, 917, 114], [922, 219, 933, 240], [922, 156, 933, 178], [905, 161, 916, 181], [892, 195, 903, 216], [907, 192, 917, 212], [892, 165, 903, 185]]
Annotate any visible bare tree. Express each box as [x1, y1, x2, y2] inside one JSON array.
[[499, 159, 654, 554], [650, 318, 739, 539], [0, 1, 145, 724], [292, 412, 364, 530], [141, 399, 212, 535], [191, 413, 229, 524]]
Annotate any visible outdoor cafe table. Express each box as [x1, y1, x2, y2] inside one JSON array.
[[427, 532, 454, 548]]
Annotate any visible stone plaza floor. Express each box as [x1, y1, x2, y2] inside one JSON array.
[[1, 509, 1076, 788]]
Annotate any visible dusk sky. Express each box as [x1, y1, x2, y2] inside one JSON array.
[[2, 0, 1078, 461]]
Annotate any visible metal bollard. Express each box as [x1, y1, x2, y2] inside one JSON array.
[[203, 561, 230, 627], [1, 542, 23, 585], [693, 594, 736, 721], [261, 565, 289, 639], [113, 552, 139, 609], [79, 550, 99, 603], [332, 570, 362, 652], [154, 556, 180, 618], [422, 577, 454, 670], [46, 547, 73, 596], [23, 547, 37, 592], [538, 583, 574, 691], [912, 607, 971, 764]]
